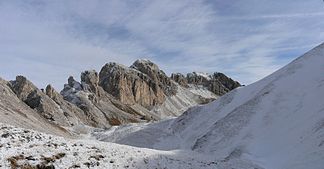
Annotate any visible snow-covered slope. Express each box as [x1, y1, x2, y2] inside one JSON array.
[[94, 43, 324, 169], [152, 84, 217, 118], [0, 123, 264, 169]]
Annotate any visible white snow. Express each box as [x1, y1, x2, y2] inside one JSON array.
[[152, 84, 217, 117], [188, 84, 218, 99], [195, 72, 211, 80], [0, 123, 223, 169], [187, 72, 211, 80]]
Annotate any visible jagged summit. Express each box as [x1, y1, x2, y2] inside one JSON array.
[[131, 59, 161, 73]]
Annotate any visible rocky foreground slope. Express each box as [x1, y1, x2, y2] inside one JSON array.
[[0, 59, 240, 136], [93, 44, 324, 169], [0, 123, 264, 169]]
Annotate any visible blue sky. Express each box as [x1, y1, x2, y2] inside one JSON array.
[[0, 0, 323, 90]]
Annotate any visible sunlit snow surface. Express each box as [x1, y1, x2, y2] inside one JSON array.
[[0, 124, 264, 169]]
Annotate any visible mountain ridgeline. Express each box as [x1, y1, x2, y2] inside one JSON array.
[[0, 59, 240, 136]]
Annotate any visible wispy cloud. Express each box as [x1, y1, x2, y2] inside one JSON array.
[[0, 0, 323, 89]]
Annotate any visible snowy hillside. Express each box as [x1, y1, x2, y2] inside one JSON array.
[[152, 84, 218, 117], [0, 123, 267, 169], [94, 43, 324, 169]]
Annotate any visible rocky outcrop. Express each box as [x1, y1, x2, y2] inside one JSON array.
[[171, 73, 188, 88], [81, 70, 100, 96], [131, 59, 177, 96], [187, 72, 210, 85], [171, 72, 241, 96], [8, 76, 85, 127], [60, 60, 240, 125], [99, 60, 177, 109], [61, 71, 154, 127], [210, 72, 241, 91], [0, 77, 72, 137]]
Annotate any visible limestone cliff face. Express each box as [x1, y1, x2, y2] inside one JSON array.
[[131, 59, 177, 96], [61, 70, 150, 127], [99, 60, 176, 109]]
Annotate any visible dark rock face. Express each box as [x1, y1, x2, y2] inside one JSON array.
[[207, 79, 230, 96], [187, 72, 210, 85], [211, 72, 241, 91], [81, 70, 99, 96], [9, 76, 36, 102], [171, 73, 188, 88], [171, 72, 241, 96], [9, 76, 55, 121], [99, 60, 177, 109]]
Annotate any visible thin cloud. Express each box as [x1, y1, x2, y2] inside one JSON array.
[[0, 0, 323, 89], [221, 12, 324, 20]]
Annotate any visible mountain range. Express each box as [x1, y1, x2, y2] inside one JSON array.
[[0, 43, 323, 169], [0, 59, 240, 137]]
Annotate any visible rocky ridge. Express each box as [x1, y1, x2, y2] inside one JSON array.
[[171, 72, 241, 96], [0, 59, 240, 136]]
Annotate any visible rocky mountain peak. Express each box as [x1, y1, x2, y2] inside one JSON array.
[[67, 76, 82, 91], [45, 84, 57, 99], [131, 59, 177, 96], [187, 72, 211, 85], [131, 59, 161, 75], [99, 63, 165, 108], [9, 76, 38, 101], [99, 60, 177, 109], [171, 71, 241, 96], [210, 72, 241, 90], [81, 70, 99, 95]]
